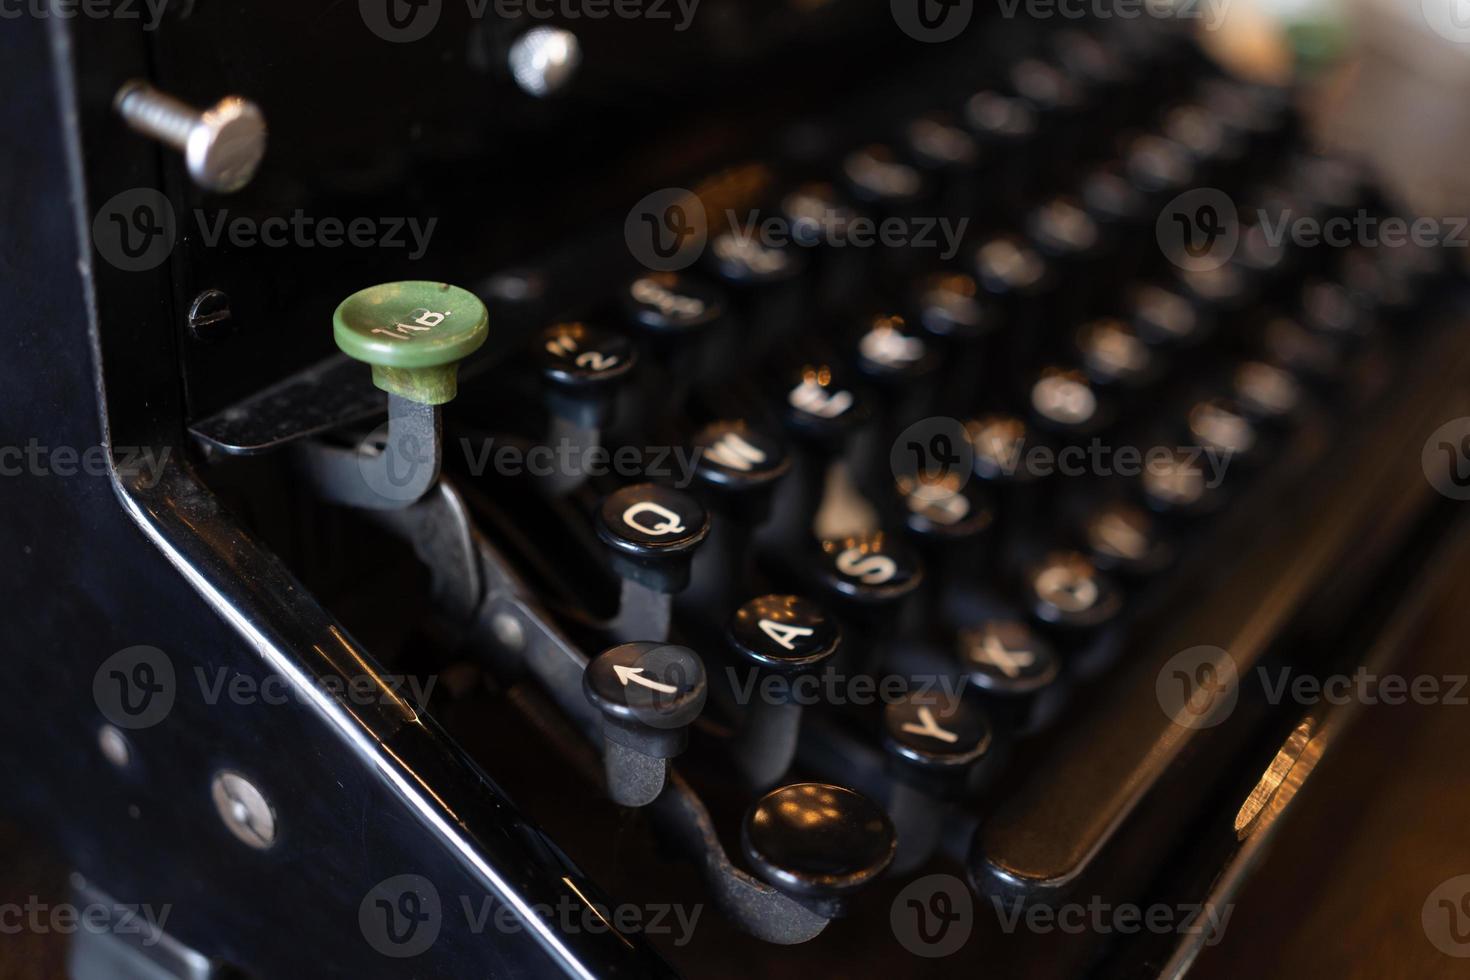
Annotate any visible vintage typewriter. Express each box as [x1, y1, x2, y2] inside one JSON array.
[[5, 3, 1470, 978]]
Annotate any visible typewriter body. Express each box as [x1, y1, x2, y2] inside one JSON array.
[[4, 3, 1470, 978]]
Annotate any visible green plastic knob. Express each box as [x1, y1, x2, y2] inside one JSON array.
[[333, 281, 489, 405]]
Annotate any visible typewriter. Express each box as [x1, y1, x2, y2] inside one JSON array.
[[5, 3, 1470, 978]]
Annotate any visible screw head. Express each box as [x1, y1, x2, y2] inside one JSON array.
[[187, 97, 267, 193], [509, 27, 582, 98], [187, 289, 234, 342], [211, 771, 277, 849], [97, 725, 132, 768]]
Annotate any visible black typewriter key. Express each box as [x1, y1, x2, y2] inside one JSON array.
[[962, 90, 1038, 226], [1200, 76, 1294, 173], [779, 182, 865, 314], [882, 692, 994, 871], [1138, 447, 1224, 519], [1026, 195, 1104, 329], [742, 783, 896, 917], [1010, 58, 1088, 188], [1029, 365, 1115, 443], [972, 234, 1053, 397], [704, 224, 807, 358], [1262, 313, 1344, 382], [1080, 161, 1150, 298], [1174, 261, 1254, 324], [1232, 360, 1304, 428], [1161, 102, 1245, 187], [620, 271, 727, 416], [685, 422, 791, 613], [726, 595, 841, 787], [811, 532, 924, 673], [1079, 499, 1174, 579], [897, 473, 995, 597], [537, 322, 637, 494], [958, 616, 1066, 733], [1050, 28, 1137, 132], [1130, 282, 1210, 351], [841, 144, 930, 281], [762, 363, 868, 553], [852, 314, 941, 495], [911, 271, 998, 416], [902, 111, 981, 221], [584, 642, 707, 806], [967, 413, 1046, 569], [1187, 396, 1262, 468], [1122, 133, 1195, 210], [1077, 317, 1165, 406], [1023, 551, 1124, 677], [598, 483, 710, 641]]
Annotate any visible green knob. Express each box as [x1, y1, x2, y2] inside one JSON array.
[[333, 281, 489, 405]]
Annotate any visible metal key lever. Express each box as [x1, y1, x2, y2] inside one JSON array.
[[597, 484, 710, 644], [299, 281, 489, 511]]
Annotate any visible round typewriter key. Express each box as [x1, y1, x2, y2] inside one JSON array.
[[1077, 317, 1161, 392], [584, 642, 707, 732], [1188, 397, 1259, 461], [913, 272, 995, 343], [1025, 551, 1123, 630], [728, 595, 841, 673], [855, 314, 939, 385], [1130, 283, 1206, 348], [597, 483, 710, 559], [959, 618, 1059, 695], [1029, 366, 1112, 439], [899, 474, 993, 542], [742, 783, 896, 911], [1233, 360, 1302, 425], [784, 364, 866, 443], [1082, 500, 1173, 577], [1124, 133, 1194, 201], [692, 422, 790, 494], [814, 532, 924, 605], [622, 271, 725, 336], [843, 143, 927, 207], [1263, 314, 1342, 380], [538, 322, 636, 390], [883, 694, 993, 771], [333, 281, 489, 405], [706, 227, 806, 287], [1141, 448, 1220, 517]]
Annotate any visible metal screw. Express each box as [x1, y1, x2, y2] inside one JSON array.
[[492, 612, 526, 652], [114, 81, 267, 193], [98, 725, 132, 768], [508, 27, 582, 98], [187, 289, 235, 342], [211, 771, 277, 849]]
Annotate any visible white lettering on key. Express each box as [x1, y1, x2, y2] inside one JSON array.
[[836, 548, 897, 585], [622, 501, 687, 537], [789, 379, 854, 419], [973, 628, 1034, 678], [613, 665, 679, 695], [705, 432, 767, 472], [759, 619, 815, 651], [900, 706, 958, 744]]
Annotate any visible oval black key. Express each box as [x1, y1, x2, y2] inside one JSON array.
[[742, 783, 896, 916]]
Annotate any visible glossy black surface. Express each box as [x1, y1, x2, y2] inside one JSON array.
[[882, 695, 993, 770], [584, 643, 707, 730], [596, 484, 711, 558], [621, 273, 727, 337], [958, 618, 1061, 696], [691, 422, 791, 493], [813, 533, 924, 605], [1024, 552, 1124, 630], [740, 784, 895, 899], [539, 322, 638, 390], [726, 595, 840, 673]]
